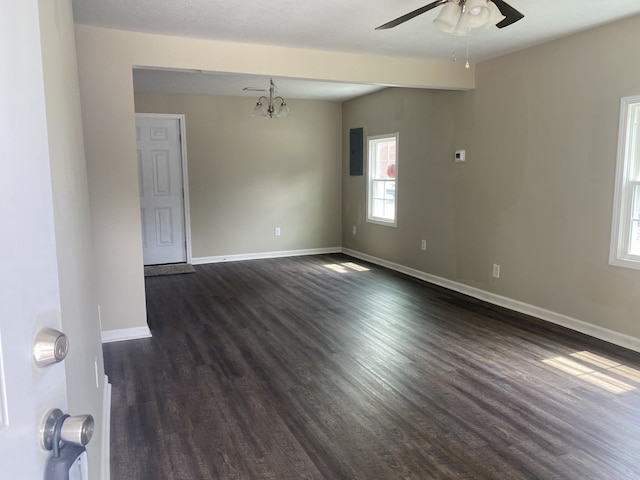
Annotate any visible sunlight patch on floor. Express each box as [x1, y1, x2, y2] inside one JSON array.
[[325, 262, 370, 273], [571, 350, 640, 383], [543, 351, 639, 394]]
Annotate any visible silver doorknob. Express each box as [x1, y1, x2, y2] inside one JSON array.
[[40, 409, 94, 451], [33, 328, 69, 367]]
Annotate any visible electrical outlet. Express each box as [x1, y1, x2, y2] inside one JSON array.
[[352, 226, 357, 235], [274, 227, 281, 237], [421, 239, 427, 251], [492, 264, 500, 278]]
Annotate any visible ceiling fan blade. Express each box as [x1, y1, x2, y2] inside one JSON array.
[[492, 0, 524, 28], [375, 0, 447, 30]]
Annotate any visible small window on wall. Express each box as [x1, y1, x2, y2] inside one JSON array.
[[367, 133, 398, 227], [610, 95, 640, 269]]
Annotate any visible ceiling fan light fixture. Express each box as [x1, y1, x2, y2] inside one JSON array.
[[433, 1, 462, 34], [484, 1, 506, 29], [464, 0, 492, 29], [374, 0, 524, 64], [465, 0, 488, 16], [453, 10, 472, 36]]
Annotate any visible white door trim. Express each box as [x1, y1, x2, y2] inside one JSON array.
[[135, 113, 192, 264]]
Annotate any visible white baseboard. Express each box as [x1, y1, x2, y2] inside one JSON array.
[[101, 326, 152, 343], [192, 247, 342, 265], [101, 376, 111, 480], [342, 248, 640, 353]]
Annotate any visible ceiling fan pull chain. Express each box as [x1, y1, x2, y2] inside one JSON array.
[[465, 38, 470, 69]]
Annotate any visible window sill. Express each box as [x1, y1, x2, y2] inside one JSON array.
[[609, 256, 640, 270], [366, 218, 397, 228]]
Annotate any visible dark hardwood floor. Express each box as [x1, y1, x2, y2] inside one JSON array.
[[104, 254, 640, 479]]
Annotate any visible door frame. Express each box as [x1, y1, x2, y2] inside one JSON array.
[[135, 113, 193, 264]]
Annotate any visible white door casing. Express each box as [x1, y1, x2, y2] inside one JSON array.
[[0, 0, 68, 476], [136, 114, 190, 266]]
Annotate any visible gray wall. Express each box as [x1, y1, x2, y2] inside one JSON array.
[[134, 93, 343, 259], [343, 14, 640, 343]]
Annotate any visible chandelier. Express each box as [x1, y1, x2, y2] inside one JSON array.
[[252, 78, 290, 119]]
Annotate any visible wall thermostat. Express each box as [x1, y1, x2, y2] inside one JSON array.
[[455, 150, 466, 162]]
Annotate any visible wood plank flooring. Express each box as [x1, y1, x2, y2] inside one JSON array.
[[104, 254, 640, 479]]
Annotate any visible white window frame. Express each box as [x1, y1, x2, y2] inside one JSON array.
[[366, 133, 399, 227], [610, 94, 640, 269]]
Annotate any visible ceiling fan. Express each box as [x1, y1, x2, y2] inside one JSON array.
[[375, 0, 524, 32]]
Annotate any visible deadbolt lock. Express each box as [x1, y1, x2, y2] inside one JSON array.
[[33, 328, 69, 367]]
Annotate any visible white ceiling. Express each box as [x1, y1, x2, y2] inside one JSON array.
[[73, 0, 640, 101]]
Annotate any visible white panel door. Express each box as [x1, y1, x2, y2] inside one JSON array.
[[136, 116, 187, 265], [0, 0, 69, 477]]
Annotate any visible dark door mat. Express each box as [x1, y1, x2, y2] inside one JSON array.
[[144, 263, 196, 277]]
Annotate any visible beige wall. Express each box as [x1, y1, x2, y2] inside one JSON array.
[[135, 93, 342, 258], [343, 15, 640, 345], [39, 0, 106, 477], [76, 17, 640, 344], [343, 88, 460, 272], [74, 24, 473, 333]]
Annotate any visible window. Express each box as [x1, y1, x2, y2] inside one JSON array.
[[367, 133, 398, 226], [610, 95, 640, 269]]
